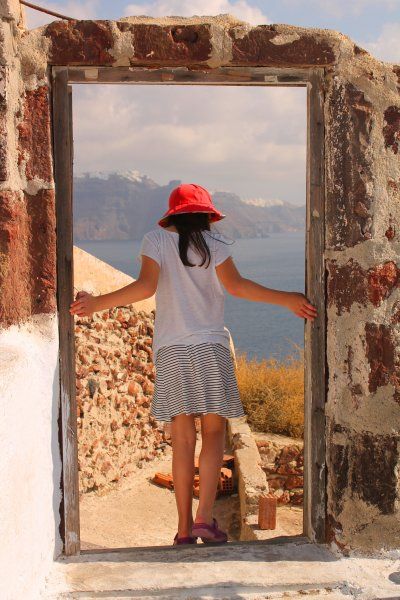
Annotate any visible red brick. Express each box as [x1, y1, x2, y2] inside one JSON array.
[[17, 86, 52, 182], [45, 20, 114, 65], [0, 190, 30, 323], [25, 188, 57, 311], [367, 261, 400, 306], [385, 224, 396, 240], [327, 259, 400, 313], [383, 105, 400, 154], [391, 301, 400, 323], [393, 66, 400, 90], [229, 25, 335, 67], [0, 188, 56, 326], [327, 259, 367, 314], [351, 430, 398, 514], [365, 323, 400, 393], [326, 82, 374, 249], [0, 66, 7, 181], [117, 22, 212, 66]]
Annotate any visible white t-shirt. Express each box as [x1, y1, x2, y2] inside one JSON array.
[[139, 226, 234, 361]]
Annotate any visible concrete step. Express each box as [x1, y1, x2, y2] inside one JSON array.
[[45, 540, 400, 600], [54, 588, 353, 600]]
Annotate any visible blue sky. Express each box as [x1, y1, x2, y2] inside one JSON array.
[[25, 1, 399, 204]]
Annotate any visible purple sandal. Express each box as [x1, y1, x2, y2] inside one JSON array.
[[191, 517, 228, 544], [173, 533, 197, 545]]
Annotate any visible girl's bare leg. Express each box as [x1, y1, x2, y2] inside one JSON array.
[[170, 413, 197, 537], [195, 413, 226, 524]]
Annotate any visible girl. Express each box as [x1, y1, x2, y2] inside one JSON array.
[[70, 183, 317, 547]]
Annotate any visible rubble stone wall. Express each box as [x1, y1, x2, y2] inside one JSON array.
[[1, 1, 399, 556], [75, 306, 171, 494], [256, 437, 304, 507]]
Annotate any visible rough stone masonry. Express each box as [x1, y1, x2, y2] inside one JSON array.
[[0, 0, 399, 555]]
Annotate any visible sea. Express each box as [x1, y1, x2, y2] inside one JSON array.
[[75, 231, 305, 362]]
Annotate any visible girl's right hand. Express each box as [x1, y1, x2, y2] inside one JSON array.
[[285, 292, 318, 321], [69, 290, 98, 318]]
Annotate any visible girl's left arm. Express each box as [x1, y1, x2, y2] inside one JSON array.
[[69, 255, 159, 317]]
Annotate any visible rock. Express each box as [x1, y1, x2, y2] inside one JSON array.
[[128, 380, 142, 395], [274, 489, 291, 505], [279, 445, 302, 463], [142, 380, 154, 394], [290, 489, 304, 505], [267, 477, 287, 490], [285, 475, 304, 489], [254, 433, 304, 506]]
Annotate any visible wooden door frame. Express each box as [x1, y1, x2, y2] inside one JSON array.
[[51, 65, 326, 556]]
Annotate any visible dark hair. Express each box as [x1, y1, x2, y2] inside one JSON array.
[[165, 213, 231, 269]]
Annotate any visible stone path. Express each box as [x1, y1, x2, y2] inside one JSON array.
[[80, 433, 241, 549]]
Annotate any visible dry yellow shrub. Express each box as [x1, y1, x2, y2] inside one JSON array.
[[235, 346, 304, 439]]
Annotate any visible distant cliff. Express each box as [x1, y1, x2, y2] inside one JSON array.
[[73, 171, 305, 241]]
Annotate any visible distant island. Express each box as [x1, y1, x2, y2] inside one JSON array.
[[73, 170, 305, 241]]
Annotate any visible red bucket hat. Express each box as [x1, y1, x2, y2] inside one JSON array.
[[158, 183, 225, 228]]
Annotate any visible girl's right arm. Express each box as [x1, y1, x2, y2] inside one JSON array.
[[69, 255, 159, 318], [216, 257, 317, 321]]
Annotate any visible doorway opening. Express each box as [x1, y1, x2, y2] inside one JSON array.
[[52, 65, 326, 556]]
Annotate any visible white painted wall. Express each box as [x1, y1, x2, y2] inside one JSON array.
[[0, 314, 63, 600]]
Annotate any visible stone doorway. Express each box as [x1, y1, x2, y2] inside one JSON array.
[[53, 65, 326, 556]]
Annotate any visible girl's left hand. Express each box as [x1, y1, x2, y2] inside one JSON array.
[[285, 292, 318, 321], [69, 291, 97, 318]]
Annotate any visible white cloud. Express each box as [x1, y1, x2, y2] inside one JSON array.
[[72, 84, 306, 203], [358, 22, 400, 63], [281, 0, 399, 18], [123, 0, 268, 25], [346, 0, 398, 14], [24, 0, 100, 29]]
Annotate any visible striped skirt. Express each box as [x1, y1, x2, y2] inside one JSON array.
[[150, 342, 246, 423]]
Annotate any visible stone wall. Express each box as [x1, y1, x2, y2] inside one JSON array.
[[75, 306, 171, 494], [72, 246, 165, 493], [324, 57, 400, 552], [256, 436, 304, 506], [0, 4, 63, 598], [0, 0, 399, 567]]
